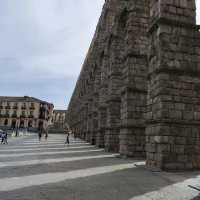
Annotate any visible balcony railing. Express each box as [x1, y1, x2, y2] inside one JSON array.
[[5, 106, 11, 109], [28, 115, 34, 118], [29, 106, 35, 110], [13, 106, 18, 109], [21, 107, 26, 110], [20, 115, 26, 118]]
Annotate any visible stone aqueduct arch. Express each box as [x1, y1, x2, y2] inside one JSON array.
[[67, 0, 200, 170]]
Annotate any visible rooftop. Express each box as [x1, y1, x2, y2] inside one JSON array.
[[0, 96, 53, 106]]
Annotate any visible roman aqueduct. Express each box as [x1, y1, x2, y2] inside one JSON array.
[[67, 0, 200, 170]]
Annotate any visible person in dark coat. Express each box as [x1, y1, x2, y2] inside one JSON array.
[[65, 132, 70, 145], [38, 122, 43, 141], [45, 128, 48, 140], [4, 131, 8, 144], [1, 131, 8, 144], [1, 132, 3, 144]]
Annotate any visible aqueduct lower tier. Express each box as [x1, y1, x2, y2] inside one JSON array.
[[67, 0, 200, 170]]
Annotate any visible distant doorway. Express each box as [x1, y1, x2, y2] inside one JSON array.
[[28, 120, 33, 128], [20, 120, 24, 128], [11, 120, 16, 128], [4, 119, 8, 126]]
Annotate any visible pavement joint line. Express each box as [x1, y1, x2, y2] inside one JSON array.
[[0, 149, 104, 158], [24, 139, 66, 141], [22, 142, 87, 144], [1, 143, 90, 149], [0, 163, 138, 192], [22, 141, 88, 144], [0, 154, 121, 168], [24, 141, 66, 142], [23, 141, 67, 143], [22, 142, 69, 145], [0, 146, 95, 152]]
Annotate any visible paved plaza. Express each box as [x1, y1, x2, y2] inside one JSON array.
[[0, 134, 200, 200]]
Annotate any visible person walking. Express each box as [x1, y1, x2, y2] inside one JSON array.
[[1, 131, 8, 144], [45, 128, 48, 140], [15, 126, 19, 137], [38, 122, 43, 142], [74, 131, 77, 140], [3, 131, 8, 144], [1, 132, 4, 144], [65, 132, 70, 145], [44, 122, 48, 140]]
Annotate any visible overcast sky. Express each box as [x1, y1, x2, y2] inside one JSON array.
[[0, 1, 200, 109], [0, 0, 104, 109]]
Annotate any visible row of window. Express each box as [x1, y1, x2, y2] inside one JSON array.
[[2, 119, 34, 127], [0, 102, 35, 109], [0, 110, 34, 117]]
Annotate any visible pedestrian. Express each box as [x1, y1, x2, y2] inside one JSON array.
[[74, 131, 77, 140], [45, 128, 48, 140], [3, 131, 8, 144], [38, 123, 43, 142], [65, 132, 70, 145], [1, 131, 8, 144], [38, 129, 42, 141], [1, 132, 4, 144], [15, 126, 19, 137]]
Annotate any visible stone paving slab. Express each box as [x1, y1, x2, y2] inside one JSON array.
[[0, 134, 200, 200]]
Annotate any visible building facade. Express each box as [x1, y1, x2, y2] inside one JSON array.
[[0, 96, 54, 131], [48, 110, 69, 133], [52, 110, 66, 126], [67, 0, 200, 170]]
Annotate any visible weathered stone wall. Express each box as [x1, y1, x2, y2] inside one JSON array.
[[68, 0, 114, 143], [146, 0, 200, 170], [119, 0, 149, 158], [104, 0, 126, 152], [68, 0, 200, 170]]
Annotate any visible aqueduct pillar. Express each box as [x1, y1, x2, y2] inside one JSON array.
[[146, 0, 200, 170], [119, 0, 149, 158]]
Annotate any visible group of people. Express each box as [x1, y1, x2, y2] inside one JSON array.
[[0, 131, 8, 144], [36, 124, 75, 145]]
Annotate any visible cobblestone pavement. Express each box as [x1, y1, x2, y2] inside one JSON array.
[[0, 134, 200, 200]]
